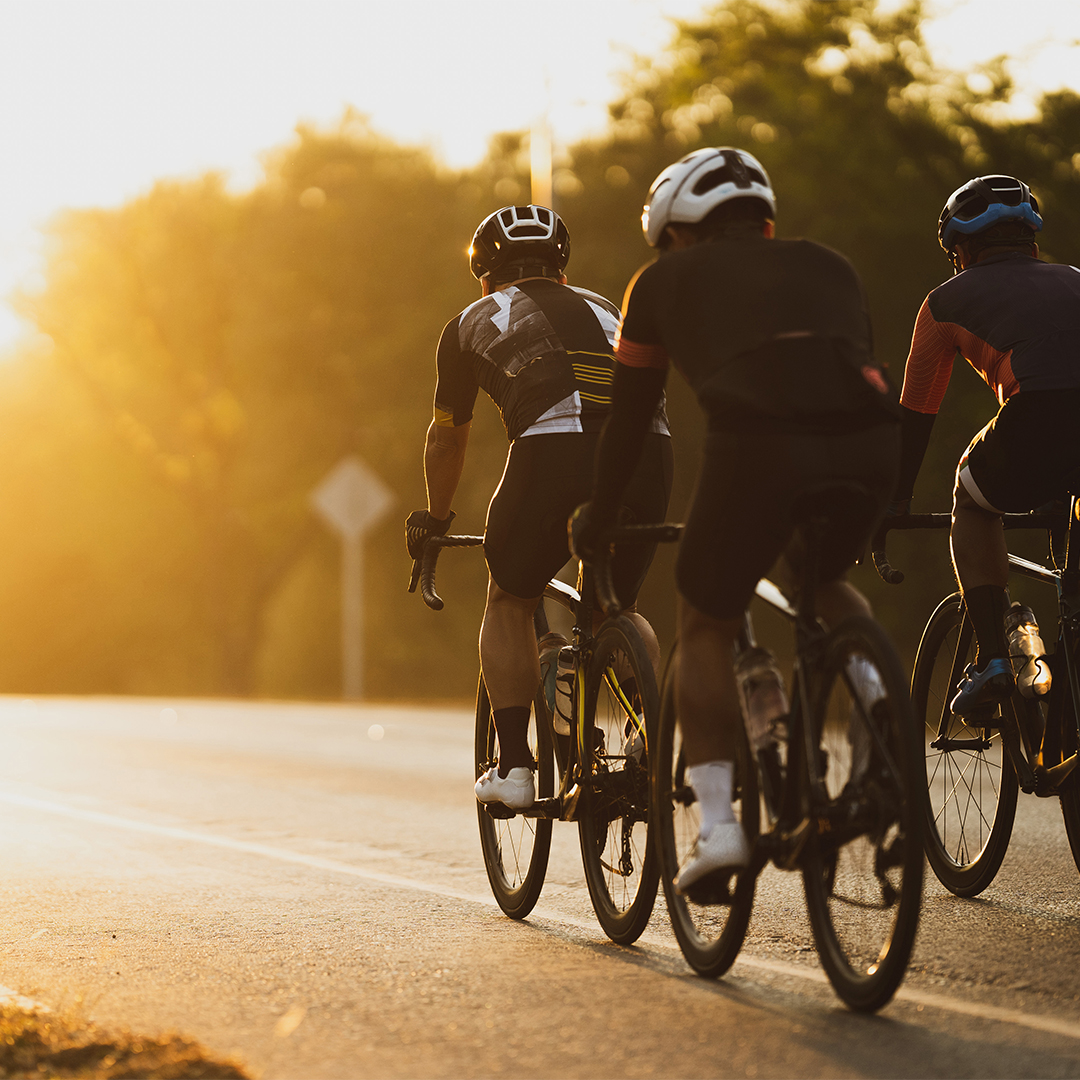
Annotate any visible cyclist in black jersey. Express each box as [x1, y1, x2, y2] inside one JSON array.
[[407, 205, 673, 810], [572, 148, 900, 891], [892, 175, 1080, 714]]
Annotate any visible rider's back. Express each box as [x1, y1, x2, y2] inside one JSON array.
[[925, 253, 1080, 393], [622, 235, 896, 432]]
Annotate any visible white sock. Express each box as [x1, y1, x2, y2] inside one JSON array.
[[687, 761, 736, 838]]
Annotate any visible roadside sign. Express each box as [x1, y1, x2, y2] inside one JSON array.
[[311, 455, 393, 700]]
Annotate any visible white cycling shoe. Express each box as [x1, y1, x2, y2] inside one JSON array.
[[675, 822, 751, 895], [474, 766, 535, 810]]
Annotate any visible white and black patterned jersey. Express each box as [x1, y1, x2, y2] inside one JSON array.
[[433, 278, 669, 441]]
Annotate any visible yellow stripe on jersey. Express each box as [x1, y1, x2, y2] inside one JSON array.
[[566, 349, 615, 360], [572, 363, 615, 386], [433, 406, 456, 427], [580, 391, 613, 405]]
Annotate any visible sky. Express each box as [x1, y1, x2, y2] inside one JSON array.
[[1, 0, 1079, 350]]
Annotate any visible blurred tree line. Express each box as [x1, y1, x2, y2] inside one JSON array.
[[2, 0, 1079, 700]]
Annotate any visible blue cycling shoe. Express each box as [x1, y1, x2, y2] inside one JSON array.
[[950, 658, 1014, 716]]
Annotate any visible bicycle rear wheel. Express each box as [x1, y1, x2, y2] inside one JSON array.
[[653, 652, 758, 977], [475, 677, 554, 919], [802, 617, 923, 1012], [1059, 673, 1080, 877], [578, 616, 660, 944], [912, 593, 1018, 896]]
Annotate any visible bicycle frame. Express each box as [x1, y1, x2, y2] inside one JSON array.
[[413, 533, 648, 822]]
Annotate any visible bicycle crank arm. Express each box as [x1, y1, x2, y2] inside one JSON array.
[[1033, 751, 1079, 796]]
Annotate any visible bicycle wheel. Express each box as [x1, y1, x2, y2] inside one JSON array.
[[1062, 787, 1080, 877], [1059, 677, 1080, 877], [577, 616, 661, 944], [802, 616, 924, 1012], [475, 677, 554, 919], [653, 651, 758, 977], [912, 592, 1018, 896]]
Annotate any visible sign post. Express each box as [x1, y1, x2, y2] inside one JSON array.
[[311, 455, 392, 700]]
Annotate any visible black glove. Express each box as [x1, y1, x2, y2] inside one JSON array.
[[405, 509, 455, 560], [568, 502, 614, 564]]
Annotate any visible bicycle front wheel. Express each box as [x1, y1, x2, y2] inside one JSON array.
[[912, 593, 1018, 896], [475, 677, 554, 920], [802, 617, 924, 1012], [578, 616, 661, 944], [653, 650, 758, 977]]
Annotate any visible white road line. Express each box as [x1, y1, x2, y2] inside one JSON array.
[[3, 789, 1079, 1042]]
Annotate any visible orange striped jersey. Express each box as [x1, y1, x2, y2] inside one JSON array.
[[900, 252, 1080, 414]]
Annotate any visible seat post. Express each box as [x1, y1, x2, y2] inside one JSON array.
[[795, 518, 825, 642]]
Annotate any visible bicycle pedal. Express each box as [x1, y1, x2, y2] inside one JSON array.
[[483, 802, 516, 820]]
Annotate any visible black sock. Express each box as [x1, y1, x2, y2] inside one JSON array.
[[493, 706, 533, 776], [963, 584, 1009, 666]]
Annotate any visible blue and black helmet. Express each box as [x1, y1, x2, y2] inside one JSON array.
[[938, 175, 1042, 255]]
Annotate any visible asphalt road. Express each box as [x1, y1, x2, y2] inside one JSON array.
[[0, 696, 1078, 1079]]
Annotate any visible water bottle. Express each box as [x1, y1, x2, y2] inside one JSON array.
[[1005, 602, 1052, 698], [734, 646, 789, 751], [553, 645, 576, 736]]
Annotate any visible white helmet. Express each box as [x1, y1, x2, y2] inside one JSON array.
[[642, 147, 776, 248]]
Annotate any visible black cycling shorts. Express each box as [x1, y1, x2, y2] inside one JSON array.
[[959, 389, 1080, 513], [485, 432, 674, 600], [676, 424, 899, 620]]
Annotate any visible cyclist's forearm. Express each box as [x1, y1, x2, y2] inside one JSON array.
[[424, 420, 469, 520], [894, 405, 937, 503], [592, 365, 666, 517]]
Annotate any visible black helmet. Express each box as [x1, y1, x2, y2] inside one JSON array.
[[938, 175, 1042, 256], [469, 205, 571, 282]]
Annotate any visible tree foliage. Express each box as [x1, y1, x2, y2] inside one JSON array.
[[3, 0, 1080, 697]]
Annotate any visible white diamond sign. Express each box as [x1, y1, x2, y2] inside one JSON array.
[[311, 455, 393, 540], [311, 455, 394, 700]]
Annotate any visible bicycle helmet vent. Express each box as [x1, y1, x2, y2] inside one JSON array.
[[470, 205, 571, 281], [938, 175, 1042, 254], [642, 147, 776, 248]]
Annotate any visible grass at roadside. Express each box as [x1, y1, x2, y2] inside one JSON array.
[[0, 1004, 250, 1078]]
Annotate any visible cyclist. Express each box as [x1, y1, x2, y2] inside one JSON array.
[[406, 205, 672, 811], [891, 175, 1080, 715], [572, 148, 900, 892]]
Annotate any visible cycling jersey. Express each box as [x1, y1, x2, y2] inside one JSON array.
[[590, 230, 899, 619], [900, 252, 1080, 414], [434, 278, 670, 440], [895, 251, 1080, 506], [615, 234, 898, 433]]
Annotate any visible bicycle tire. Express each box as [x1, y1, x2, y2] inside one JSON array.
[[912, 593, 1018, 896], [653, 650, 758, 977], [577, 616, 661, 944], [475, 677, 554, 920], [801, 616, 924, 1012], [1063, 787, 1080, 877], [1059, 679, 1080, 876]]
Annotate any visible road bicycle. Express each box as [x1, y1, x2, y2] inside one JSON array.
[[412, 527, 675, 944], [874, 501, 1080, 896], [619, 486, 924, 1013]]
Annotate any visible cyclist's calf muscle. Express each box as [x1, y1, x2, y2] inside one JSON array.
[[676, 600, 744, 765]]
